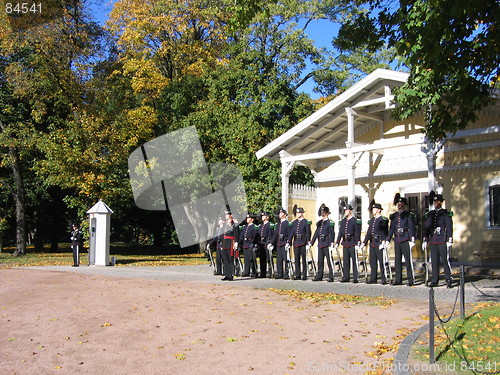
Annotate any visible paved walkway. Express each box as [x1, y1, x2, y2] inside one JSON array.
[[29, 265, 500, 304]]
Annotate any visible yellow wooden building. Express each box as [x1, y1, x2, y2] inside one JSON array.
[[257, 69, 500, 266]]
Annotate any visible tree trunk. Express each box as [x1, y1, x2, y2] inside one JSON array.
[[10, 147, 27, 256]]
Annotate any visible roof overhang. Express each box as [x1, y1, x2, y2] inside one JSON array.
[[256, 69, 410, 164]]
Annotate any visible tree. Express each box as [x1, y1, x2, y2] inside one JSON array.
[[0, 1, 108, 254], [336, 0, 500, 142]]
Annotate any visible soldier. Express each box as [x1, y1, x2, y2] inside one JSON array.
[[287, 206, 311, 280], [273, 207, 291, 279], [240, 214, 259, 277], [362, 201, 389, 284], [335, 205, 361, 283], [70, 223, 84, 267], [309, 204, 335, 282], [387, 194, 416, 286], [423, 192, 454, 288], [220, 209, 239, 281], [258, 211, 274, 278]]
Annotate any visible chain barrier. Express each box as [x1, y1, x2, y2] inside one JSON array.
[[469, 281, 497, 298], [430, 285, 500, 374]]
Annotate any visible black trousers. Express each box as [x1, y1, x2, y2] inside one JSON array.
[[215, 247, 223, 274], [243, 247, 257, 276], [71, 244, 79, 266], [316, 246, 334, 280], [276, 245, 289, 278], [369, 246, 386, 283], [342, 246, 358, 281], [394, 241, 414, 283], [294, 245, 307, 279], [221, 249, 234, 279], [430, 243, 452, 284]]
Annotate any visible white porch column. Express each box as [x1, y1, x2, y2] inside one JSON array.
[[280, 150, 295, 210], [345, 107, 357, 207]]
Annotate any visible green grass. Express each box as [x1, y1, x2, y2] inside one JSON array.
[[0, 243, 208, 267], [412, 302, 500, 374]]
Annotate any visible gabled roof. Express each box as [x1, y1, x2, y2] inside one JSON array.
[[256, 69, 409, 164]]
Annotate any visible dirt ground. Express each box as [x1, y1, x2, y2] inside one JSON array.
[[0, 268, 431, 375]]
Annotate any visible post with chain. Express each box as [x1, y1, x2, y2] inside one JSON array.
[[429, 287, 435, 364], [460, 264, 465, 319]]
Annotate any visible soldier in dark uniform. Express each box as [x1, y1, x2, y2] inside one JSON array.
[[423, 192, 454, 288], [258, 211, 274, 278], [70, 223, 84, 267], [362, 201, 389, 284], [287, 206, 311, 280], [273, 208, 291, 279], [220, 210, 239, 281], [336, 205, 361, 283], [387, 194, 416, 286], [240, 214, 259, 277], [208, 219, 224, 275], [309, 204, 335, 282]]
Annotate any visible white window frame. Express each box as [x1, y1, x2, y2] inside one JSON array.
[[485, 176, 500, 229]]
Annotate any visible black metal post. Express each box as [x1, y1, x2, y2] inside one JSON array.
[[429, 287, 435, 364], [460, 264, 465, 319]]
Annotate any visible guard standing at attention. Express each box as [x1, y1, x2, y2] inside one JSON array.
[[310, 204, 335, 282], [258, 211, 274, 278], [70, 223, 84, 267], [387, 194, 416, 286], [336, 205, 361, 283], [221, 209, 239, 281], [362, 201, 389, 284], [273, 208, 291, 279], [240, 214, 259, 277], [423, 192, 454, 288], [287, 206, 311, 280]]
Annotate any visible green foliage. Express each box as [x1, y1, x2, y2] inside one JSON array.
[[336, 0, 500, 142]]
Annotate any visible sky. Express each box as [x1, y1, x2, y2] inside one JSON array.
[[87, 0, 341, 100]]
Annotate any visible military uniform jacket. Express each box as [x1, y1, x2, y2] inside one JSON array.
[[258, 222, 274, 245], [311, 219, 335, 248], [273, 219, 290, 247], [336, 217, 361, 248], [222, 219, 239, 249], [70, 229, 83, 246], [387, 211, 416, 243], [239, 223, 259, 249], [288, 218, 311, 247], [363, 216, 389, 248], [424, 208, 453, 245]]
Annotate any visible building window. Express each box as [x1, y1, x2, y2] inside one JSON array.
[[338, 196, 362, 219], [489, 184, 500, 227]]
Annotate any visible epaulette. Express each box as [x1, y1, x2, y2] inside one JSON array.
[[307, 220, 312, 225], [288, 221, 294, 227], [338, 221, 342, 226], [357, 219, 362, 224], [410, 212, 416, 219], [447, 210, 454, 217], [255, 224, 261, 230], [329, 220, 335, 227], [270, 223, 276, 229], [382, 216, 388, 221], [390, 213, 395, 220], [424, 211, 430, 219]]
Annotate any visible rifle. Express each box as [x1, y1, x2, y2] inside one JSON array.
[[251, 244, 258, 277], [358, 245, 368, 281], [205, 244, 216, 274], [306, 244, 317, 277], [423, 241, 429, 286], [331, 244, 344, 278], [382, 242, 392, 284], [285, 244, 294, 279], [267, 244, 275, 278]]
